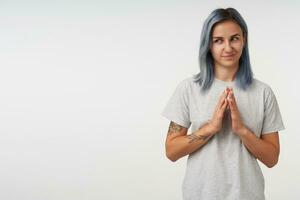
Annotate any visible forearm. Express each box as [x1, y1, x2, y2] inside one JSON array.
[[166, 123, 215, 162], [239, 128, 279, 168]]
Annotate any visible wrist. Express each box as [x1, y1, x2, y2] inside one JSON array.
[[204, 121, 218, 135], [238, 126, 249, 137]]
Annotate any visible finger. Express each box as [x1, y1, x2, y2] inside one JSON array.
[[228, 100, 236, 120], [229, 89, 237, 104], [219, 89, 227, 101], [226, 87, 231, 93], [218, 94, 227, 110], [229, 99, 239, 122], [228, 93, 237, 112], [218, 89, 228, 107], [220, 98, 228, 111], [228, 97, 233, 110]]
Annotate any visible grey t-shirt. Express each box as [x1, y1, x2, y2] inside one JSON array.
[[161, 76, 285, 200]]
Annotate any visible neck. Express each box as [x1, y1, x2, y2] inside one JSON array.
[[213, 63, 239, 82]]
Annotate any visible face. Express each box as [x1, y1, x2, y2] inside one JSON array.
[[210, 20, 245, 69]]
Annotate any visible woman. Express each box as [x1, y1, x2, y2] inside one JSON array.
[[161, 7, 285, 200]]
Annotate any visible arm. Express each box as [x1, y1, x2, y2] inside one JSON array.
[[227, 88, 280, 168], [165, 88, 229, 162], [165, 121, 215, 162], [239, 129, 280, 168]]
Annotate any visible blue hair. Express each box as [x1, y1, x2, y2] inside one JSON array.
[[193, 7, 253, 92]]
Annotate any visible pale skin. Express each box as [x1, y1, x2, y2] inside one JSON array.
[[165, 20, 280, 168]]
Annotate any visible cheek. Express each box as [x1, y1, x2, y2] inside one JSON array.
[[234, 42, 244, 51], [210, 47, 222, 58], [236, 45, 244, 57]]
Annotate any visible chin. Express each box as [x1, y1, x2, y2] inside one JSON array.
[[218, 61, 238, 68]]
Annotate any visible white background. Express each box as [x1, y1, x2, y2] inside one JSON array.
[[0, 0, 299, 199]]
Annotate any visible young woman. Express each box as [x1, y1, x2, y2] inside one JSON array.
[[161, 7, 285, 200]]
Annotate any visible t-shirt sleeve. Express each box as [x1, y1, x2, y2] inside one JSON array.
[[160, 79, 191, 129], [261, 86, 285, 135]]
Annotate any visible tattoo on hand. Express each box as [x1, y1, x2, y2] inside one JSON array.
[[168, 121, 183, 135]]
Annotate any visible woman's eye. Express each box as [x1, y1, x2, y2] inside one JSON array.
[[213, 37, 239, 43]]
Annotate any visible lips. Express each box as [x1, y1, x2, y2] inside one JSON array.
[[222, 54, 235, 57], [222, 54, 235, 60]]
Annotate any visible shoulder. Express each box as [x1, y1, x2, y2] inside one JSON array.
[[251, 78, 273, 92], [251, 78, 270, 89], [175, 76, 195, 90], [171, 76, 198, 99], [181, 75, 200, 88], [250, 78, 277, 100]]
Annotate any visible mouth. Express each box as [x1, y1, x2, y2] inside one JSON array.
[[222, 54, 235, 59], [222, 54, 235, 58]]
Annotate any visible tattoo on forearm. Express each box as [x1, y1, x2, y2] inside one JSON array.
[[184, 133, 211, 143], [167, 121, 212, 144], [168, 121, 183, 135]]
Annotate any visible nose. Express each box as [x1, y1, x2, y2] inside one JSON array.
[[224, 41, 233, 52]]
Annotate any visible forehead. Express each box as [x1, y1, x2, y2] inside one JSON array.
[[211, 20, 243, 36]]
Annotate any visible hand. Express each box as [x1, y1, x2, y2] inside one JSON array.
[[227, 88, 247, 136], [207, 89, 229, 135]]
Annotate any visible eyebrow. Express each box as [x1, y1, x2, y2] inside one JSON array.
[[212, 34, 241, 39]]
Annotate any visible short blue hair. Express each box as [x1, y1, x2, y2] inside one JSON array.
[[193, 7, 253, 92]]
